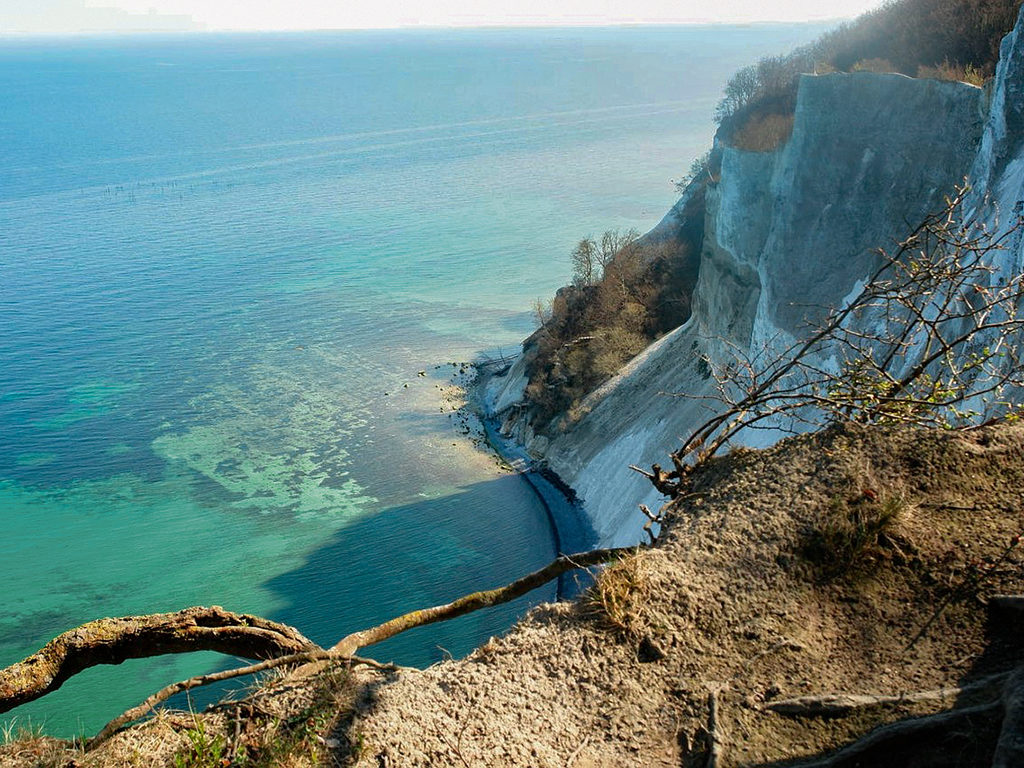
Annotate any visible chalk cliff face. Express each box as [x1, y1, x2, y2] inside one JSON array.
[[492, 9, 1024, 547]]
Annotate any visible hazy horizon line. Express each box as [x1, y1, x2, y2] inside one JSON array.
[[0, 16, 848, 41]]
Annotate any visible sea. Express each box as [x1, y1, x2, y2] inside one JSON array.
[[0, 23, 827, 736]]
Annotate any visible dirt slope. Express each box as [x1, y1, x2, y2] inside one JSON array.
[[343, 422, 1024, 767]]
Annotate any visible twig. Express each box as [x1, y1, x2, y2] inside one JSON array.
[[566, 734, 591, 767]]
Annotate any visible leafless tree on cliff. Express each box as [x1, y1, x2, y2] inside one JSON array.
[[637, 186, 1024, 503]]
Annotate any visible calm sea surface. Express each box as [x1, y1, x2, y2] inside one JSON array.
[[0, 24, 825, 735]]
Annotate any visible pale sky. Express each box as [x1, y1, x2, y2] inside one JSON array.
[[0, 0, 884, 35]]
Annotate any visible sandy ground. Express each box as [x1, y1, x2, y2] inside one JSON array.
[[339, 422, 1024, 767]]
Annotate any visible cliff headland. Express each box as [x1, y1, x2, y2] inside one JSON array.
[[6, 1, 1024, 765]]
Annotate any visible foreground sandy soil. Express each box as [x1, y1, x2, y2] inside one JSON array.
[[343, 422, 1024, 767], [6, 422, 1024, 767]]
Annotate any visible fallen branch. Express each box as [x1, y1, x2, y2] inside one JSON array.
[[331, 547, 633, 655], [764, 672, 1010, 717], [792, 700, 1002, 767], [2, 547, 631, 745], [0, 606, 318, 714]]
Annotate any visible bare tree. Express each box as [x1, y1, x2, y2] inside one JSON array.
[[638, 187, 1024, 501], [571, 237, 599, 287], [714, 64, 762, 123], [570, 229, 640, 288]]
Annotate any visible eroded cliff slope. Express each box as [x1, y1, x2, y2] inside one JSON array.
[[491, 10, 1024, 546]]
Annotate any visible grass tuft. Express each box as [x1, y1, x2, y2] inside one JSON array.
[[803, 490, 909, 580], [584, 552, 652, 638]]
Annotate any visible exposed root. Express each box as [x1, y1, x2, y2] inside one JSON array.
[[0, 547, 632, 747], [764, 672, 1010, 717], [792, 700, 1002, 767], [787, 667, 1024, 768], [706, 686, 725, 768]]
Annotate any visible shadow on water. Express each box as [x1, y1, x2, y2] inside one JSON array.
[[176, 476, 563, 712], [264, 476, 558, 666]]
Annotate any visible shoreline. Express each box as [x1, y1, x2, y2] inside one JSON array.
[[459, 356, 598, 599]]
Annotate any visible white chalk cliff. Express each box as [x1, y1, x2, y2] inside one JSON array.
[[491, 8, 1024, 547]]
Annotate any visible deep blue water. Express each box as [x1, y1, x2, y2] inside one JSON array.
[[0, 24, 828, 735]]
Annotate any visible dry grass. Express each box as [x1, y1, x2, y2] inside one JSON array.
[[0, 664, 358, 768], [0, 721, 75, 768], [802, 488, 911, 580], [583, 551, 653, 638], [731, 112, 795, 152], [917, 60, 986, 85], [851, 56, 897, 73]]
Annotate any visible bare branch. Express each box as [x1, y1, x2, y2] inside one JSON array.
[[332, 546, 634, 655], [649, 186, 1024, 499]]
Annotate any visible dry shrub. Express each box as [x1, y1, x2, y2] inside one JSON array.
[[803, 491, 909, 580], [851, 57, 897, 73], [917, 60, 986, 85], [732, 112, 795, 152], [584, 552, 652, 637]]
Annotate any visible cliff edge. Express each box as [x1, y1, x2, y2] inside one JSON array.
[[344, 422, 1024, 766], [490, 14, 1024, 547]]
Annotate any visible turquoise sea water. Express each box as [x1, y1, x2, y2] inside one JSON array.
[[0, 24, 827, 735]]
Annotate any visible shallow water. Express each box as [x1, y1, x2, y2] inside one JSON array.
[[0, 23, 828, 735]]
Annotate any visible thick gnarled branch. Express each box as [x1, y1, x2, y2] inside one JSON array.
[[0, 606, 318, 715], [0, 547, 632, 744]]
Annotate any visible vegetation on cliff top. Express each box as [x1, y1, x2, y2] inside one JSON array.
[[520, 0, 1024, 431], [718, 0, 1023, 150]]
